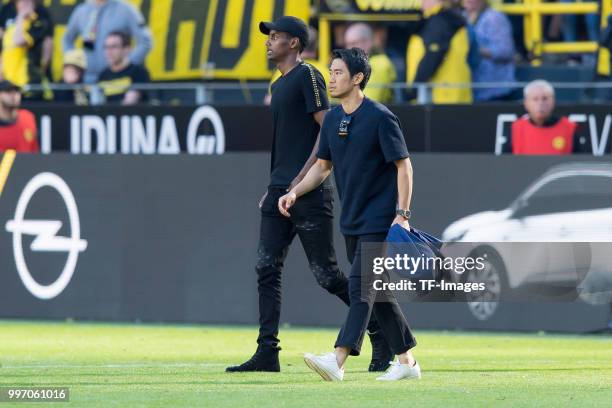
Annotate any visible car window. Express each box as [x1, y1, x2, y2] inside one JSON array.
[[517, 174, 612, 217], [534, 175, 612, 196]]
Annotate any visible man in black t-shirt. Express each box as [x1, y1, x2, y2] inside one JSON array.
[[226, 17, 393, 374], [97, 31, 149, 105], [279, 48, 420, 382]]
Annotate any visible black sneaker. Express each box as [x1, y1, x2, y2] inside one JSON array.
[[226, 346, 280, 372], [368, 330, 394, 372]]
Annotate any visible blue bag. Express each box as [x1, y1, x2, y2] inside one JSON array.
[[385, 224, 445, 285]]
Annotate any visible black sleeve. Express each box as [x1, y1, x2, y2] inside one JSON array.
[[378, 112, 409, 163], [317, 115, 332, 161], [97, 69, 110, 82], [413, 15, 457, 83], [28, 15, 52, 44], [131, 66, 150, 84], [0, 8, 5, 53], [301, 64, 329, 113], [0, 5, 11, 29], [0, 6, 9, 51], [38, 6, 55, 38]]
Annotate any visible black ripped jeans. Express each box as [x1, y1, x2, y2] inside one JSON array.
[[256, 186, 379, 349]]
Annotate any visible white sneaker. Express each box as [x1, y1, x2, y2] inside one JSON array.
[[376, 360, 421, 381], [303, 352, 344, 381]]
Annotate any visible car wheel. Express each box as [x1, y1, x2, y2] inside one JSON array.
[[464, 247, 509, 321]]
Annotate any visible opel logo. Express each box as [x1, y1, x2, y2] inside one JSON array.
[[5, 172, 87, 300]]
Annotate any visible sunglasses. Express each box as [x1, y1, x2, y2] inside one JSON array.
[[338, 114, 352, 138]]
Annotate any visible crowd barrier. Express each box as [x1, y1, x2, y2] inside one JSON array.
[[26, 104, 612, 155], [0, 153, 609, 332]]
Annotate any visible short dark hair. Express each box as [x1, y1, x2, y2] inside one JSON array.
[[297, 37, 306, 53], [106, 31, 131, 47], [279, 31, 305, 53], [331, 48, 371, 90]]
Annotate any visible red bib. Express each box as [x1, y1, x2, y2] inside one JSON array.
[[512, 116, 576, 155], [0, 109, 39, 153]]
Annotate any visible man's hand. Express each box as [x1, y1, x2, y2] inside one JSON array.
[[17, 1, 34, 19], [278, 191, 297, 217], [392, 215, 410, 230], [258, 191, 268, 209]]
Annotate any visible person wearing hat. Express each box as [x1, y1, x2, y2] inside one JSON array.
[[54, 49, 89, 105], [0, 79, 38, 152], [226, 16, 393, 374], [264, 26, 329, 105]]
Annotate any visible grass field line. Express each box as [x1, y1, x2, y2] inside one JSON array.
[[1, 362, 226, 369]]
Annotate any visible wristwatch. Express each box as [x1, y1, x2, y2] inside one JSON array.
[[396, 209, 411, 220]]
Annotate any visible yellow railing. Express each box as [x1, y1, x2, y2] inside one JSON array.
[[495, 0, 612, 65], [317, 1, 612, 69]]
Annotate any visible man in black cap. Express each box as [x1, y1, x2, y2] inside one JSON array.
[[0, 80, 38, 152], [226, 16, 392, 373]]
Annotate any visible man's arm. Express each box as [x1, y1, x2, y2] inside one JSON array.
[[12, 14, 30, 47], [126, 5, 153, 64], [123, 67, 149, 105], [62, 7, 81, 52], [278, 159, 332, 217], [412, 18, 453, 84], [287, 109, 328, 191], [42, 37, 53, 71], [392, 157, 413, 228]]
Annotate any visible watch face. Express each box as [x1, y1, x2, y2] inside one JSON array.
[[396, 209, 410, 219]]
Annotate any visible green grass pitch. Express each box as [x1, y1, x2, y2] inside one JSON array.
[[0, 320, 610, 407]]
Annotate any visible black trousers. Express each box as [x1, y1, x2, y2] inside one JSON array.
[[335, 233, 417, 356], [256, 186, 378, 349]]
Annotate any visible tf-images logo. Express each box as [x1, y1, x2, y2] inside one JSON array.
[[5, 173, 88, 300]]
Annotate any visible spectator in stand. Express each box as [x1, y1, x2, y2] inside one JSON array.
[[54, 49, 89, 105], [344, 22, 397, 103], [63, 0, 152, 84], [463, 0, 516, 101], [406, 0, 472, 104], [265, 26, 328, 105], [0, 79, 38, 152], [560, 0, 599, 49], [97, 31, 150, 105], [511, 80, 587, 155], [0, 0, 54, 97]]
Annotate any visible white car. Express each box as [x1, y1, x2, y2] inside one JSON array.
[[441, 162, 612, 320]]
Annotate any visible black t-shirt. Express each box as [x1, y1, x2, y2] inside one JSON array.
[[269, 62, 329, 187], [317, 98, 409, 235], [98, 63, 150, 103]]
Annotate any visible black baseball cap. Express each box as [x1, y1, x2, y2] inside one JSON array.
[[0, 80, 21, 93], [259, 16, 309, 49]]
